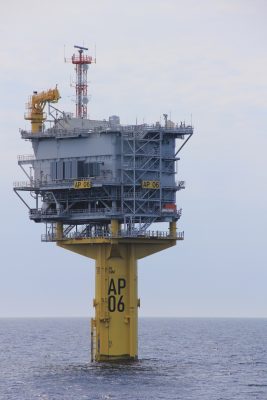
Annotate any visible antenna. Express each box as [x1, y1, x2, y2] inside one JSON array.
[[66, 45, 95, 118], [74, 45, 89, 51], [163, 113, 168, 128]]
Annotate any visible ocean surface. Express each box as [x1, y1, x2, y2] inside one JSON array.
[[0, 318, 267, 400]]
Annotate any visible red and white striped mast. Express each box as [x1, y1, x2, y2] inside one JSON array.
[[71, 45, 94, 119]]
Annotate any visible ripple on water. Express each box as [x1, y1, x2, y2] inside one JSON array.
[[0, 318, 267, 400]]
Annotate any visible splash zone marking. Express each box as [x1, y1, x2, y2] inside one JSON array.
[[108, 278, 126, 312]]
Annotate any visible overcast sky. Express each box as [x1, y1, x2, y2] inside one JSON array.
[[0, 0, 267, 318]]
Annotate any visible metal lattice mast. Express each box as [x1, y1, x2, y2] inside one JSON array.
[[71, 45, 94, 118]]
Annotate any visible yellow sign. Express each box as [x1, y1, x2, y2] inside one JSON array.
[[73, 180, 92, 189], [142, 180, 160, 189]]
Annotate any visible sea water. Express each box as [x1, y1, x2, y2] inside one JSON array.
[[0, 318, 267, 399]]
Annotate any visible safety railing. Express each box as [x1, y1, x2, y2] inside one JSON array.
[[30, 207, 124, 217], [30, 207, 181, 220], [17, 154, 35, 162], [13, 177, 121, 189], [41, 229, 184, 242], [20, 127, 93, 139], [121, 125, 193, 135], [13, 181, 34, 188], [20, 124, 193, 140], [20, 125, 109, 139]]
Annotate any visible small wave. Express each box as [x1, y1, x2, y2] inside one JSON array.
[[247, 384, 267, 387]]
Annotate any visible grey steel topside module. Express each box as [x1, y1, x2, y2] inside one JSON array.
[[14, 45, 193, 361]]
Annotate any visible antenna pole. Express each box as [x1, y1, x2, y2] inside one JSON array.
[[70, 45, 95, 118]]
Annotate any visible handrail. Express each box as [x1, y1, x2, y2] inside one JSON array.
[[41, 230, 184, 242], [14, 178, 182, 190], [29, 207, 123, 216], [20, 124, 193, 139], [13, 177, 120, 189], [13, 181, 34, 188], [29, 207, 181, 219], [17, 154, 35, 161]]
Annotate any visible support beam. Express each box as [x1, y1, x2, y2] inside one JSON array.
[[175, 133, 193, 156]]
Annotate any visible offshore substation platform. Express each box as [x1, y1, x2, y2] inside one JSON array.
[[14, 45, 193, 361]]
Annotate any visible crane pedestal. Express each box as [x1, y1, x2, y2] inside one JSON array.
[[57, 221, 177, 361]]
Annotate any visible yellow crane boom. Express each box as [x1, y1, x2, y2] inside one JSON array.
[[25, 87, 60, 133]]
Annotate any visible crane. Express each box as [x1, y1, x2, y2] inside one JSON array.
[[25, 86, 60, 133]]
